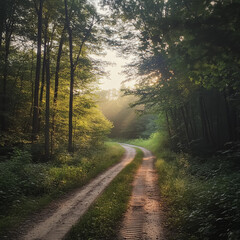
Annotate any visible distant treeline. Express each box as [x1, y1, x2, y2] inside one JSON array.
[[97, 89, 158, 139]]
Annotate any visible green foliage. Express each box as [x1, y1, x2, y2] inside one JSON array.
[[133, 132, 240, 239], [105, 0, 240, 151], [0, 0, 112, 158], [128, 131, 170, 154], [0, 142, 124, 237], [66, 149, 143, 240], [157, 155, 240, 240], [0, 149, 47, 213]]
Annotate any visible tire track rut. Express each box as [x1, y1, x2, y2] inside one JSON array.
[[119, 144, 165, 240]]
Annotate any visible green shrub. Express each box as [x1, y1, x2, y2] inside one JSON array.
[[0, 148, 32, 212], [156, 153, 240, 240], [0, 142, 125, 237]]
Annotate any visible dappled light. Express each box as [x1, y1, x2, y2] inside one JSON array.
[[0, 0, 240, 239]]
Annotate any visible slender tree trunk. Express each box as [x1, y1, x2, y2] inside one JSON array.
[[165, 111, 174, 149], [181, 106, 190, 144], [52, 29, 64, 153], [39, 19, 48, 131], [29, 44, 35, 130], [202, 96, 215, 146], [53, 31, 64, 106], [32, 0, 43, 141], [40, 19, 47, 104], [199, 90, 215, 146], [199, 91, 208, 142], [185, 104, 195, 139], [64, 0, 74, 152], [45, 36, 50, 159], [165, 111, 172, 139], [225, 87, 239, 141], [1, 21, 12, 131]]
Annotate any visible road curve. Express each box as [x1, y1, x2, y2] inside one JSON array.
[[119, 144, 164, 240], [20, 144, 136, 240]]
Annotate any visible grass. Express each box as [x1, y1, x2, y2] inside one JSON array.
[[128, 133, 240, 240], [0, 142, 125, 238], [65, 148, 143, 240]]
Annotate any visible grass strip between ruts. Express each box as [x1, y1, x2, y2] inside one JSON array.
[[65, 148, 143, 240]]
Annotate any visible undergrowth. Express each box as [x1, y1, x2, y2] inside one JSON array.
[[129, 133, 240, 240], [0, 142, 124, 237], [65, 149, 143, 240]]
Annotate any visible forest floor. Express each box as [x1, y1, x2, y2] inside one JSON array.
[[118, 144, 165, 240], [13, 144, 136, 240]]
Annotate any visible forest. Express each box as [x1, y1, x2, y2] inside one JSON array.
[[0, 0, 240, 239]]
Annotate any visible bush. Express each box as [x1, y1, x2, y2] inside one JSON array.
[[156, 153, 240, 240], [0, 142, 125, 237]]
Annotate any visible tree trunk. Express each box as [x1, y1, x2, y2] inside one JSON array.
[[185, 104, 195, 139], [40, 20, 47, 105], [202, 96, 215, 146], [39, 18, 48, 130], [52, 28, 65, 153], [199, 90, 215, 147], [165, 111, 172, 139], [0, 0, 6, 50], [181, 106, 190, 144], [1, 19, 12, 131], [199, 93, 209, 143], [64, 0, 74, 152], [45, 35, 50, 159], [165, 111, 174, 149], [32, 0, 43, 141]]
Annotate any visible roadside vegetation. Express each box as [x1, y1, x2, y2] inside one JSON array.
[[130, 133, 240, 240], [65, 148, 143, 240], [0, 142, 124, 237]]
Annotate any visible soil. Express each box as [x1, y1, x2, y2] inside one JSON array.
[[118, 144, 165, 240], [15, 144, 136, 240]]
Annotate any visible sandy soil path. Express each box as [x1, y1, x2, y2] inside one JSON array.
[[119, 144, 165, 240], [19, 144, 136, 240]]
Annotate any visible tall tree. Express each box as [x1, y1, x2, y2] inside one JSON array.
[[45, 22, 50, 159], [64, 0, 74, 152], [32, 0, 44, 141], [105, 0, 240, 151], [0, 0, 18, 131], [64, 0, 97, 152]]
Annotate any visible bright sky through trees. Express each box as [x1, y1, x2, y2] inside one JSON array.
[[90, 0, 133, 90], [99, 50, 129, 90]]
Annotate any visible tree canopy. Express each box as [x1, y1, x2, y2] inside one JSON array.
[[103, 0, 240, 153], [0, 0, 112, 157]]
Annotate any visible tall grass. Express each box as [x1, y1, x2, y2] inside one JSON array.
[[0, 142, 125, 237], [129, 132, 240, 240]]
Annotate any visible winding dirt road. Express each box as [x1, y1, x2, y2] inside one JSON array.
[[17, 143, 164, 240], [119, 144, 164, 240], [19, 144, 136, 240]]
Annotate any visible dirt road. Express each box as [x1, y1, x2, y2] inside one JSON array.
[[119, 144, 164, 240], [20, 144, 136, 240]]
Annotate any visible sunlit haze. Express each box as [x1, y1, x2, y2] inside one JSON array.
[[90, 0, 133, 90], [99, 50, 132, 90]]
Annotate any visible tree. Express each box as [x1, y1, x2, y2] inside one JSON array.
[[32, 0, 44, 141], [64, 0, 98, 152], [104, 0, 240, 152]]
